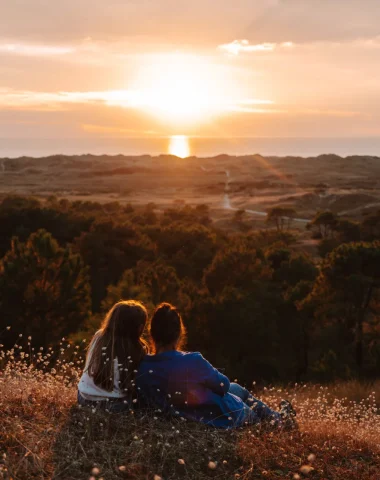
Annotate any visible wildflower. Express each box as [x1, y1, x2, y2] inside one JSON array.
[[118, 466, 126, 472], [300, 465, 314, 474], [91, 467, 100, 475], [178, 459, 185, 465], [293, 475, 301, 480], [154, 475, 162, 480], [223, 460, 228, 465], [307, 453, 316, 462], [208, 461, 217, 470]]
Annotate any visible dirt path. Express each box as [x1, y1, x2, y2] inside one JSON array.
[[221, 169, 309, 223]]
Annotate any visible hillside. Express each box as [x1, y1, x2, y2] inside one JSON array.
[[2, 154, 380, 226], [0, 348, 379, 480]]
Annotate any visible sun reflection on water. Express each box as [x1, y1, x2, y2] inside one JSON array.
[[168, 135, 190, 158]]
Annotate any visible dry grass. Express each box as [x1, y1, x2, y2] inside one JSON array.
[[0, 338, 379, 480]]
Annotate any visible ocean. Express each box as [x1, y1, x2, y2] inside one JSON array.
[[1, 137, 380, 158]]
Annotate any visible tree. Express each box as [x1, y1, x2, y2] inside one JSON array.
[[74, 220, 156, 311], [267, 247, 318, 379], [233, 209, 251, 232], [199, 286, 282, 382], [304, 241, 380, 373], [203, 245, 271, 296], [155, 224, 217, 281], [361, 210, 380, 241], [0, 229, 91, 347], [308, 211, 338, 239], [102, 269, 153, 312], [334, 219, 361, 243], [267, 207, 296, 231], [135, 260, 185, 307], [0, 195, 93, 256], [317, 219, 361, 257]]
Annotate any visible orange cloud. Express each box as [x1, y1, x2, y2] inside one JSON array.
[[0, 42, 74, 57], [218, 39, 293, 55]]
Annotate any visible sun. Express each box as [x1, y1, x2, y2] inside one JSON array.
[[129, 53, 234, 125], [168, 135, 190, 158]]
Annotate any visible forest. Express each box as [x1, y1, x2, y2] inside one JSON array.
[[1, 194, 380, 383]]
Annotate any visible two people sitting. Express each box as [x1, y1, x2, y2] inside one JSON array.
[[78, 300, 296, 430]]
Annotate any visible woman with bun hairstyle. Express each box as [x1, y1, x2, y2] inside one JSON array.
[[137, 303, 295, 429]]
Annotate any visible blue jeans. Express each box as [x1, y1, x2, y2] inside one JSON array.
[[229, 383, 282, 427], [77, 391, 130, 413]]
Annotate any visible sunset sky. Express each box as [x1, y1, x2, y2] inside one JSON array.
[[1, 0, 380, 140]]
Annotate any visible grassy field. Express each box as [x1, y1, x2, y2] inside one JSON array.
[[2, 154, 380, 226], [1, 341, 379, 480]]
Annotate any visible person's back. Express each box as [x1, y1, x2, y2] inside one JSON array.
[[78, 300, 149, 412], [137, 303, 287, 429], [138, 350, 248, 427]]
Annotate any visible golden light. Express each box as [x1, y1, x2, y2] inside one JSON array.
[[129, 53, 238, 125], [168, 135, 190, 158]]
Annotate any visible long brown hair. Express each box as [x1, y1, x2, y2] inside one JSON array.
[[150, 303, 187, 353], [86, 300, 148, 393]]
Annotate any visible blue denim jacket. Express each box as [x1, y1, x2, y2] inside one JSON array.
[[136, 350, 251, 428]]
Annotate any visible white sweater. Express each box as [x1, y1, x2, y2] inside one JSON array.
[[78, 334, 126, 401]]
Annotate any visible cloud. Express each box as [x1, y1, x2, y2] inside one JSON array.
[[219, 40, 275, 55], [242, 0, 380, 45], [218, 39, 293, 55], [1, 0, 376, 47], [0, 42, 74, 57], [0, 88, 274, 115]]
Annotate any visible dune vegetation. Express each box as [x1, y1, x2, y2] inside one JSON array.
[[0, 191, 380, 479], [1, 340, 379, 480]]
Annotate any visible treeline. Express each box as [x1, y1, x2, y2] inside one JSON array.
[[0, 195, 379, 383]]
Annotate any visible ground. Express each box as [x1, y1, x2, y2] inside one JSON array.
[[0, 344, 379, 480], [2, 154, 380, 229]]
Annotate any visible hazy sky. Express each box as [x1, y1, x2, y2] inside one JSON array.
[[1, 0, 380, 139]]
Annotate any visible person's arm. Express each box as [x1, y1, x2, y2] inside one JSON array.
[[193, 353, 230, 395]]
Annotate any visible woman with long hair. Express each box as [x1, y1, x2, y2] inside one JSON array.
[[78, 300, 148, 412], [137, 303, 296, 429]]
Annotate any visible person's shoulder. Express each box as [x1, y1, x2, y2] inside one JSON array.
[[179, 351, 202, 357], [181, 351, 207, 364], [140, 353, 154, 363]]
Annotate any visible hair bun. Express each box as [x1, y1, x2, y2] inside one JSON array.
[[158, 303, 172, 312]]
